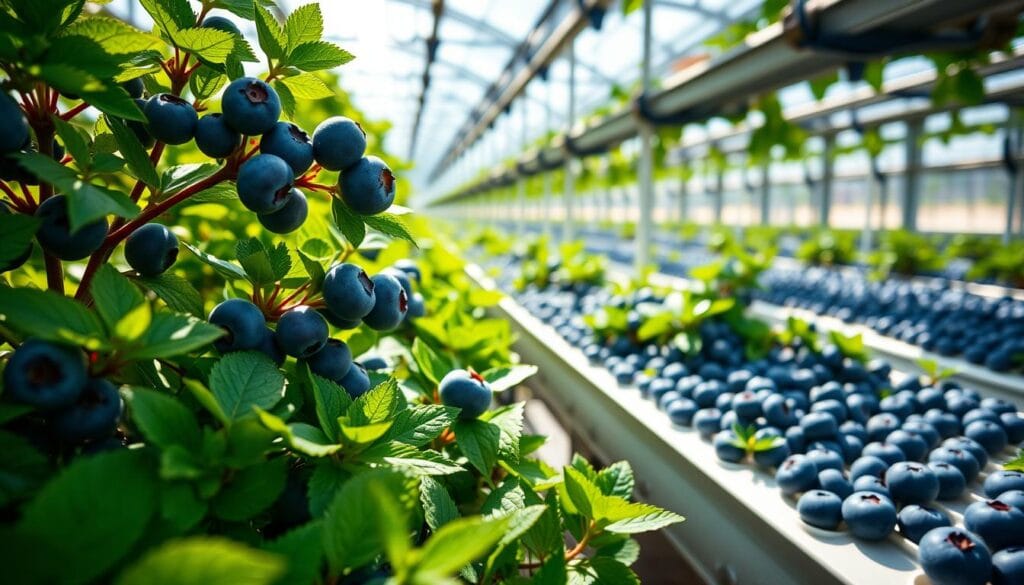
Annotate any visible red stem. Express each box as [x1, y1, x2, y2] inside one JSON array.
[[44, 254, 63, 294], [129, 142, 166, 203], [0, 182, 30, 212], [60, 102, 90, 121]]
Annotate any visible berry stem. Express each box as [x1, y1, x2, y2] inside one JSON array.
[[60, 102, 90, 121], [44, 253, 64, 294], [128, 142, 166, 203], [0, 181, 31, 212]]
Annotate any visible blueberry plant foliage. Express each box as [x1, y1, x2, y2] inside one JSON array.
[[0, 1, 682, 583]]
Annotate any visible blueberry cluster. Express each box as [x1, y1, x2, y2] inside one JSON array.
[[2, 339, 123, 444], [757, 268, 1024, 372], [207, 260, 423, 399]]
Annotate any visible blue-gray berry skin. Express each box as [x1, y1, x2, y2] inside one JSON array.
[[256, 327, 285, 366], [302, 338, 352, 383], [929, 447, 980, 483], [993, 547, 1024, 585], [984, 471, 1024, 499], [275, 306, 328, 358], [124, 223, 178, 277], [0, 92, 30, 153], [797, 490, 843, 530], [51, 378, 123, 442], [897, 505, 950, 544], [143, 94, 198, 145], [34, 195, 107, 260], [322, 263, 376, 321], [122, 77, 145, 99], [208, 298, 266, 353], [884, 461, 939, 505], [439, 369, 492, 420], [221, 77, 281, 135], [260, 122, 313, 177], [841, 491, 896, 541], [713, 431, 745, 463], [339, 156, 395, 215], [195, 114, 241, 158], [964, 420, 1009, 455], [918, 527, 992, 585], [775, 454, 818, 496], [319, 308, 362, 330], [202, 15, 241, 35], [312, 116, 366, 171], [963, 499, 1024, 551], [339, 362, 371, 399], [3, 339, 87, 410], [362, 273, 408, 331], [257, 189, 307, 234], [929, 462, 967, 501], [236, 154, 294, 214]]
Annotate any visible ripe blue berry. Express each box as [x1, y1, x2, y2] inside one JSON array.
[[361, 355, 388, 371], [405, 292, 426, 319], [841, 491, 896, 541], [122, 77, 145, 99], [208, 298, 266, 353], [805, 447, 843, 472], [260, 122, 313, 177], [124, 223, 178, 277], [999, 490, 1024, 512], [985, 471, 1024, 499], [362, 273, 408, 331], [850, 455, 888, 481], [797, 490, 843, 530], [311, 116, 366, 171], [322, 263, 376, 321], [439, 369, 492, 420], [391, 259, 421, 284], [339, 362, 371, 399], [816, 468, 853, 499], [852, 475, 890, 497], [339, 156, 395, 215], [929, 446, 981, 483], [993, 547, 1024, 585], [221, 77, 281, 135], [143, 94, 198, 144], [887, 429, 929, 461], [964, 499, 1024, 551], [862, 441, 905, 466], [897, 504, 950, 544], [666, 398, 698, 426], [3, 339, 87, 409], [693, 408, 722, 438], [51, 378, 123, 442], [943, 436, 989, 468], [713, 430, 745, 463], [1002, 413, 1024, 444], [753, 440, 791, 469], [965, 420, 1009, 455], [929, 461, 967, 501], [202, 15, 240, 34], [319, 308, 362, 330], [257, 189, 307, 234], [918, 527, 992, 585], [275, 306, 328, 358], [302, 338, 352, 383], [0, 92, 30, 153], [35, 195, 107, 260], [884, 461, 939, 505], [195, 113, 241, 158], [775, 454, 818, 495], [256, 327, 284, 366], [236, 154, 294, 213], [800, 411, 838, 441]]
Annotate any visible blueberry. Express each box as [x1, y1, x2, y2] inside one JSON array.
[[693, 381, 723, 408], [439, 369, 492, 420], [339, 362, 371, 399], [992, 547, 1024, 585], [260, 122, 314, 177], [964, 499, 1024, 551], [897, 505, 950, 544], [800, 411, 838, 441], [866, 413, 901, 443], [862, 441, 905, 466], [693, 408, 722, 438], [929, 462, 967, 500], [997, 490, 1024, 512], [275, 306, 328, 358], [731, 390, 761, 419], [924, 409, 961, 439], [361, 355, 388, 371], [125, 98, 154, 147], [918, 527, 992, 585], [963, 408, 1001, 427], [985, 471, 1024, 499], [405, 293, 426, 320], [775, 454, 818, 495], [0, 92, 30, 153], [964, 420, 1009, 455], [1001, 413, 1024, 444], [312, 116, 366, 171], [202, 15, 241, 35], [362, 273, 408, 331], [982, 398, 1017, 416], [256, 327, 284, 366], [785, 425, 806, 453], [143, 94, 197, 144], [713, 431, 746, 463], [195, 113, 241, 158], [257, 189, 307, 234], [886, 429, 929, 461], [322, 263, 376, 321], [302, 338, 352, 383], [917, 387, 947, 412], [34, 195, 107, 260], [928, 447, 981, 483], [236, 154, 294, 213], [392, 259, 421, 284], [221, 77, 281, 135], [943, 436, 990, 468], [850, 455, 888, 481], [3, 339, 87, 409], [841, 492, 896, 541], [124, 223, 178, 277], [208, 298, 266, 353], [902, 420, 940, 448], [810, 399, 847, 423], [380, 267, 414, 301], [817, 468, 853, 499], [51, 378, 122, 442], [339, 156, 395, 215], [0, 202, 32, 271], [805, 447, 843, 472], [763, 393, 798, 428], [753, 440, 791, 469], [839, 420, 868, 443], [884, 461, 939, 505], [650, 378, 677, 403], [852, 475, 890, 497], [797, 490, 843, 530]]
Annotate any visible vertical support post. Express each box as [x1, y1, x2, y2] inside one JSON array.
[[903, 118, 923, 231], [860, 157, 880, 259], [713, 167, 724, 224], [759, 162, 771, 225], [562, 40, 576, 243], [516, 98, 528, 236], [820, 134, 834, 226], [635, 0, 655, 274], [678, 163, 688, 225], [542, 81, 553, 238]]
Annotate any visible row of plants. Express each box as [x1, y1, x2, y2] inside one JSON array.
[[0, 2, 683, 583]]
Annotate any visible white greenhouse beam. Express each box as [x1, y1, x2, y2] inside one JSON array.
[[636, 0, 656, 274]]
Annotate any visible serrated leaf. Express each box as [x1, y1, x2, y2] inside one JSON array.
[[127, 387, 201, 450], [256, 410, 343, 457], [412, 514, 511, 582], [381, 404, 457, 446], [279, 72, 333, 99], [211, 457, 287, 521], [135, 273, 204, 317], [568, 557, 639, 585], [331, 198, 365, 248], [0, 286, 107, 349], [363, 212, 417, 247], [347, 377, 403, 426], [107, 117, 160, 188], [339, 420, 392, 445], [453, 419, 501, 477], [91, 264, 144, 331], [595, 461, 634, 499], [174, 27, 235, 63], [286, 40, 354, 71], [254, 2, 286, 59], [309, 372, 350, 441], [361, 442, 464, 476], [561, 466, 602, 518], [602, 504, 685, 534], [122, 312, 223, 360], [296, 249, 325, 292], [115, 537, 284, 585], [210, 352, 286, 421], [0, 213, 38, 268], [284, 3, 323, 51], [114, 302, 152, 342], [189, 65, 227, 99], [182, 242, 247, 280], [138, 0, 195, 37], [419, 476, 458, 531], [268, 242, 291, 280], [484, 402, 524, 464], [481, 364, 537, 393], [272, 79, 296, 118], [51, 116, 90, 166], [263, 521, 324, 585], [411, 337, 452, 386]]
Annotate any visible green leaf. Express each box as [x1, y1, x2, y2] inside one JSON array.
[[561, 466, 602, 518], [211, 457, 287, 521], [309, 372, 351, 441], [107, 117, 160, 188], [135, 273, 204, 317], [253, 2, 286, 59], [361, 442, 464, 476], [331, 198, 365, 248], [0, 213, 38, 269], [51, 116, 91, 166], [601, 500, 684, 534], [174, 27, 235, 63], [481, 364, 537, 393], [189, 65, 227, 100], [279, 72, 333, 99], [347, 377, 403, 426], [182, 242, 247, 280], [123, 312, 223, 360], [286, 40, 354, 71], [594, 461, 634, 499], [138, 0, 195, 37], [307, 462, 349, 516], [419, 476, 458, 531], [412, 514, 511, 583], [255, 410, 342, 457], [115, 537, 284, 585], [339, 420, 392, 445], [81, 86, 147, 122], [263, 521, 324, 585], [272, 79, 296, 118], [284, 3, 323, 51], [91, 264, 144, 331], [63, 16, 164, 54], [411, 337, 452, 386], [296, 249, 326, 292], [453, 419, 501, 477], [0, 430, 50, 508], [0, 286, 106, 349], [19, 449, 158, 585], [829, 330, 868, 362], [127, 387, 201, 451], [268, 242, 291, 280], [568, 557, 639, 585], [210, 352, 286, 421], [484, 402, 524, 464], [363, 212, 417, 246], [1006, 450, 1024, 472], [381, 404, 457, 447]]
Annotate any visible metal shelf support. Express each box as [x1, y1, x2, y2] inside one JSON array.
[[636, 0, 656, 274], [563, 41, 577, 243], [903, 119, 923, 231]]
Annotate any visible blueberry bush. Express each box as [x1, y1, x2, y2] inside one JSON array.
[[0, 2, 683, 583]]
